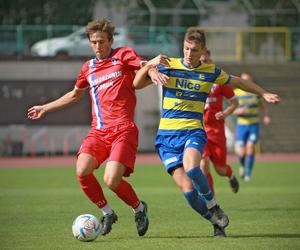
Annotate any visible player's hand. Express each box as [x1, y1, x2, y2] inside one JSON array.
[[149, 68, 169, 85], [147, 55, 170, 85], [27, 105, 46, 120], [215, 111, 226, 120], [147, 54, 170, 68], [263, 115, 270, 125], [262, 93, 280, 104]]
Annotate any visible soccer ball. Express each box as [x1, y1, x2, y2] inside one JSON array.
[[72, 214, 101, 242]]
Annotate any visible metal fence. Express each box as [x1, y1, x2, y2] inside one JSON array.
[[0, 25, 299, 62]]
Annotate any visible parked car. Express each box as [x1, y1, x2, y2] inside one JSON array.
[[132, 33, 180, 58], [31, 27, 134, 57]]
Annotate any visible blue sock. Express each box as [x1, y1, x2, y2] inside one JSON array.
[[183, 189, 212, 220], [186, 167, 214, 201], [245, 154, 255, 177], [239, 156, 245, 167]]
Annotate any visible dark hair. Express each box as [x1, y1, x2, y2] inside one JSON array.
[[184, 28, 206, 48], [85, 18, 115, 40]]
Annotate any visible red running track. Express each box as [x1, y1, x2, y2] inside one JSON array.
[[0, 153, 300, 168]]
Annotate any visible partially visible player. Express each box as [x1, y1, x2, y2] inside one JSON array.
[[27, 18, 167, 237], [233, 72, 270, 182], [200, 49, 239, 194]]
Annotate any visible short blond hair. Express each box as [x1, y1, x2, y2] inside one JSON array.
[[184, 28, 206, 48], [85, 18, 115, 40]]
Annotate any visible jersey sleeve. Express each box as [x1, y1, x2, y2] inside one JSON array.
[[221, 84, 235, 99], [214, 67, 231, 85], [122, 47, 145, 70], [157, 65, 170, 75], [75, 64, 89, 89]]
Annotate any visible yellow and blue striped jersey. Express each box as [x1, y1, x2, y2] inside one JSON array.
[[157, 58, 231, 135], [234, 89, 261, 125]]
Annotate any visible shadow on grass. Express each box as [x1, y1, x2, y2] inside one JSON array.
[[146, 233, 300, 239], [229, 233, 300, 239], [232, 207, 299, 212], [99, 233, 300, 241]]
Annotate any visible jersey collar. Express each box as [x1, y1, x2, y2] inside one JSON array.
[[180, 58, 202, 70], [95, 49, 114, 62]]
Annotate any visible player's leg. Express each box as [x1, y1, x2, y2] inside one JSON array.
[[211, 140, 239, 193], [76, 131, 115, 235], [183, 131, 216, 208], [244, 124, 259, 181], [104, 161, 145, 214], [244, 142, 255, 181], [200, 156, 215, 194], [201, 142, 215, 193], [235, 125, 247, 178], [155, 133, 227, 236], [172, 167, 211, 219], [183, 134, 226, 216], [104, 161, 147, 235], [106, 122, 148, 236], [184, 147, 216, 207], [76, 153, 111, 213], [183, 144, 229, 229], [184, 147, 228, 223], [172, 167, 226, 237]]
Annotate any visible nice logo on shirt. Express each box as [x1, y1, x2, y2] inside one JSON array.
[[175, 78, 201, 91]]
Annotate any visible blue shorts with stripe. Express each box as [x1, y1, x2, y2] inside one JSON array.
[[236, 123, 260, 145], [155, 129, 207, 175]]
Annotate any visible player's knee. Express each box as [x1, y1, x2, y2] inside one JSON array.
[[215, 166, 227, 176], [103, 174, 120, 190], [76, 153, 98, 177], [246, 143, 255, 154], [235, 141, 245, 155], [76, 164, 94, 177]]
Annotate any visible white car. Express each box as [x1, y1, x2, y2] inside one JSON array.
[[31, 27, 134, 57], [132, 33, 180, 58]]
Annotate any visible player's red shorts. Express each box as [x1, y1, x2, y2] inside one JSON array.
[[77, 121, 138, 176], [202, 134, 227, 167]]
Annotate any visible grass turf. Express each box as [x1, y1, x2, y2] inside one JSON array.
[[0, 162, 300, 250]]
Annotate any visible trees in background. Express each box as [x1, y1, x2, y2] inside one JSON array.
[[0, 0, 96, 25]]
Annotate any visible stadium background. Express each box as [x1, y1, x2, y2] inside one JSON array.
[[1, 1, 300, 250], [0, 0, 300, 156]]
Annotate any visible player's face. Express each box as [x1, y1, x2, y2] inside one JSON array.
[[183, 40, 206, 67], [89, 31, 113, 60]]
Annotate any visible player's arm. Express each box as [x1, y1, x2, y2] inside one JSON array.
[[233, 105, 246, 116], [27, 87, 85, 120], [133, 54, 170, 89], [228, 76, 280, 104], [215, 97, 238, 120]]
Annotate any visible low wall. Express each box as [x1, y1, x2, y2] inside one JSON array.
[[1, 60, 300, 154]]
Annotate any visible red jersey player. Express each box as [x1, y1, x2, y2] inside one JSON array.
[[200, 49, 240, 194], [27, 19, 168, 237]]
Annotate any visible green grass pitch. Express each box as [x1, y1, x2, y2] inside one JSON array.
[[1, 161, 300, 250]]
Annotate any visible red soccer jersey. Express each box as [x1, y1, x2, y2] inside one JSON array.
[[75, 47, 144, 129], [204, 84, 235, 137]]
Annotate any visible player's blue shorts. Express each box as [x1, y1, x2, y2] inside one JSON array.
[[235, 123, 260, 146], [155, 129, 207, 175]]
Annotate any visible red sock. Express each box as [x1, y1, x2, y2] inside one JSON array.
[[206, 172, 215, 194], [77, 173, 107, 209], [225, 165, 233, 178], [113, 179, 140, 209]]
